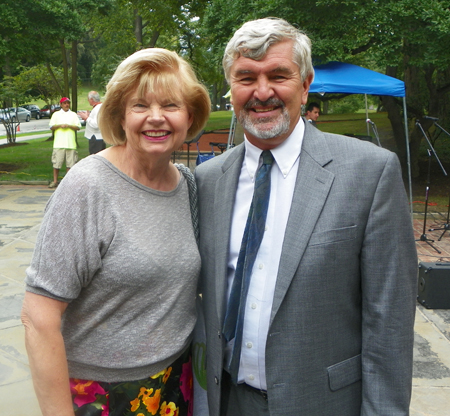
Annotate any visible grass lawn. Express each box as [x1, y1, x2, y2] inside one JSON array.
[[316, 112, 395, 148], [0, 132, 90, 183], [204, 111, 233, 131]]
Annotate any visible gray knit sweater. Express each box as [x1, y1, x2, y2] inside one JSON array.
[[25, 155, 200, 382]]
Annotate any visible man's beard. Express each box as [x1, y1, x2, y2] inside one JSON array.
[[237, 98, 290, 140]]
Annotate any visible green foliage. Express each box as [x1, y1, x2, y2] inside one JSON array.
[[13, 65, 65, 105], [0, 76, 23, 108], [89, 0, 209, 88], [326, 95, 366, 115]]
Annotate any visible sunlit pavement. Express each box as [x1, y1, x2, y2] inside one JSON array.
[[0, 185, 449, 415]]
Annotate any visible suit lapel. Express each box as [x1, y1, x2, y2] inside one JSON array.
[[270, 123, 335, 324], [213, 145, 245, 321]]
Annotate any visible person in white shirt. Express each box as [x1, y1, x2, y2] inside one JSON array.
[[79, 91, 106, 154]]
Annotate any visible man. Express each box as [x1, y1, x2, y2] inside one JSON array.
[[195, 18, 417, 416], [79, 91, 105, 154], [48, 97, 81, 188], [305, 101, 321, 126]]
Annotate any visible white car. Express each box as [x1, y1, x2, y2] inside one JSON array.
[[0, 108, 11, 121], [8, 107, 31, 122]]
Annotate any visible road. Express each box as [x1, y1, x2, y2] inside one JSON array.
[[0, 118, 52, 136], [0, 118, 85, 146]]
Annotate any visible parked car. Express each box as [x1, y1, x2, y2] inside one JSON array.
[[9, 107, 31, 122], [39, 104, 60, 118], [21, 104, 41, 120], [0, 108, 11, 121]]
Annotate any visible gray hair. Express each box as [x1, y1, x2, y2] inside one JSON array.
[[88, 91, 101, 102], [223, 17, 314, 84]]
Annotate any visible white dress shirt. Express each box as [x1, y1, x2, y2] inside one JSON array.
[[225, 118, 305, 390], [84, 103, 103, 141]]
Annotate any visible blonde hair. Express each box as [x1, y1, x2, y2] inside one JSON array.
[[99, 48, 211, 146], [223, 17, 314, 84]]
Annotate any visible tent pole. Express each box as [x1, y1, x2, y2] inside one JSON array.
[[403, 96, 413, 218], [365, 94, 370, 136]]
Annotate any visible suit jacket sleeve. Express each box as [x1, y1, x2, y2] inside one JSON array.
[[360, 151, 417, 415]]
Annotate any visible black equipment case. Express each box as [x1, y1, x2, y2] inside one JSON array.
[[417, 262, 450, 309]]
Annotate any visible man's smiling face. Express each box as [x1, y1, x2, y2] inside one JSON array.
[[230, 39, 312, 150]]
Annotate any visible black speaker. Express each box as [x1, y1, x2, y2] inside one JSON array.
[[417, 262, 450, 309]]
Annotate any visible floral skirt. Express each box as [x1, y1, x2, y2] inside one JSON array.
[[70, 349, 192, 416]]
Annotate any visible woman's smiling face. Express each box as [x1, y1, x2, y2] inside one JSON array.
[[121, 88, 193, 159]]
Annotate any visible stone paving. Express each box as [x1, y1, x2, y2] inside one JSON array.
[[0, 184, 450, 415]]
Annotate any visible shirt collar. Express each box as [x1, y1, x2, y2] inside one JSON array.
[[244, 118, 304, 180]]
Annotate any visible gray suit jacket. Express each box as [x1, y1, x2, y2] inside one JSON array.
[[195, 121, 417, 416]]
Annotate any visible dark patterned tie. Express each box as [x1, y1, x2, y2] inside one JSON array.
[[223, 149, 274, 384]]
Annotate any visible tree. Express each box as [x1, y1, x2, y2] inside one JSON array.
[[90, 0, 209, 89], [27, 0, 113, 110], [307, 0, 450, 177], [14, 65, 65, 105], [0, 80, 22, 144]]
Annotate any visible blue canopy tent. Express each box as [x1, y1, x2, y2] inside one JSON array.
[[309, 62, 412, 213], [310, 61, 405, 97]]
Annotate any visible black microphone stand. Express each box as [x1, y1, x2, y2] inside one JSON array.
[[415, 120, 447, 253], [425, 118, 450, 240]]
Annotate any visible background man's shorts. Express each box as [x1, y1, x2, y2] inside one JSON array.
[[52, 149, 78, 169]]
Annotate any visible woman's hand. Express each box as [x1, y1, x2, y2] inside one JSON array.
[[21, 292, 75, 416]]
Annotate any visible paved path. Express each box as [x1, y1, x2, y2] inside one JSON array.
[[1, 185, 450, 415]]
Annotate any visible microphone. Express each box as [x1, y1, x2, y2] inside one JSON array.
[[366, 119, 375, 125], [423, 116, 439, 121]]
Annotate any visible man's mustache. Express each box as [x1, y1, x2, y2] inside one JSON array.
[[243, 98, 285, 110]]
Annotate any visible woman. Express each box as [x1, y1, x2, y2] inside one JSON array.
[[21, 48, 210, 416]]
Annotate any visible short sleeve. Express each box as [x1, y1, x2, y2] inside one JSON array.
[[25, 165, 112, 301]]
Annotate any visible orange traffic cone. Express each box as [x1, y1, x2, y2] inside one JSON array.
[[17, 124, 20, 132]]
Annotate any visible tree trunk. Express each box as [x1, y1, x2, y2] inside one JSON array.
[[134, 10, 143, 46], [436, 68, 450, 133], [211, 84, 218, 112], [149, 30, 160, 48], [378, 68, 407, 174], [46, 63, 64, 98], [2, 53, 12, 108], [71, 41, 78, 112], [1, 119, 16, 144], [402, 45, 427, 178], [381, 95, 406, 164], [59, 39, 70, 98]]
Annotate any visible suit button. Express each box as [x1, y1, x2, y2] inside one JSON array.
[[218, 331, 221, 339], [215, 377, 219, 385]]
